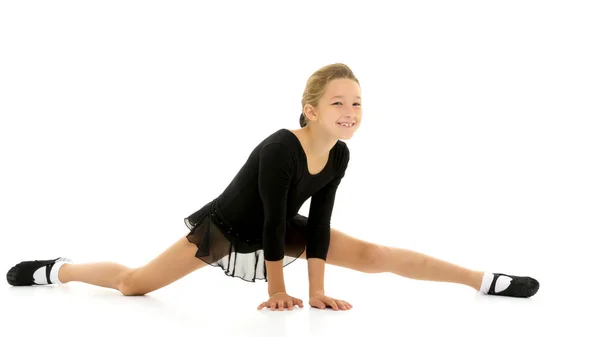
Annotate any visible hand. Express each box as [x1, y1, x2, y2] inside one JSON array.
[[309, 291, 352, 311], [257, 291, 304, 311]]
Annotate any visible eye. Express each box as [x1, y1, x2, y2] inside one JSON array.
[[332, 102, 361, 106]]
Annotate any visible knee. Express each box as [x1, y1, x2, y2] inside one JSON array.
[[118, 268, 148, 296], [359, 244, 389, 273]]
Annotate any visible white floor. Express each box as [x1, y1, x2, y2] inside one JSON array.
[[2, 256, 592, 337]]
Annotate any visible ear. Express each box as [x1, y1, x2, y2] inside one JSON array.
[[303, 104, 318, 121]]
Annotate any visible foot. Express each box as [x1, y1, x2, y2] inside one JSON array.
[[479, 272, 539, 298], [7, 257, 72, 286]]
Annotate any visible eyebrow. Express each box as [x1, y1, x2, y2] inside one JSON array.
[[331, 95, 361, 100]]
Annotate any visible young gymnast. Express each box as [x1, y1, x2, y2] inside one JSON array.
[[6, 63, 539, 311]]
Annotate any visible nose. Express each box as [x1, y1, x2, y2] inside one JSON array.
[[341, 111, 357, 121]]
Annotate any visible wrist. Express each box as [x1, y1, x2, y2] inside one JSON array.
[[265, 259, 286, 297], [307, 258, 326, 297], [309, 289, 325, 296], [268, 288, 286, 297]]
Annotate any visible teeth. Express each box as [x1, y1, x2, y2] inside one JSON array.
[[338, 123, 354, 127]]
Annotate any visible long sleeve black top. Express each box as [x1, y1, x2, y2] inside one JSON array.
[[213, 128, 350, 261]]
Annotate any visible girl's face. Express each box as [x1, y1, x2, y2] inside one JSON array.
[[306, 78, 362, 140]]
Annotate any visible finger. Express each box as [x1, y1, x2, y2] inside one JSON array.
[[294, 298, 304, 308], [327, 298, 339, 310], [270, 302, 276, 311], [338, 300, 349, 310], [278, 300, 284, 311], [286, 300, 294, 310], [257, 302, 266, 310], [314, 299, 326, 310]]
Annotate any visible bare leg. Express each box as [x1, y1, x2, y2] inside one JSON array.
[[59, 235, 207, 295], [300, 228, 484, 290], [376, 247, 484, 290]]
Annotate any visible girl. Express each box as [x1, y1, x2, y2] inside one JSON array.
[[6, 63, 539, 311]]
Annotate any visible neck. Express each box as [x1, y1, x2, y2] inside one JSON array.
[[302, 125, 337, 158]]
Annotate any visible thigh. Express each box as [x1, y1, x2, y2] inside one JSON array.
[[125, 235, 208, 294], [299, 228, 383, 271]]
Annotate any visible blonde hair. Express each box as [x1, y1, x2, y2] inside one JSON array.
[[300, 63, 360, 127]]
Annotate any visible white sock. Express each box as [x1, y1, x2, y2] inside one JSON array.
[[32, 258, 72, 285], [479, 272, 512, 294]]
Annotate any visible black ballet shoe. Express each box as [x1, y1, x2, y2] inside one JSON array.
[[488, 273, 540, 298], [6, 257, 71, 286]]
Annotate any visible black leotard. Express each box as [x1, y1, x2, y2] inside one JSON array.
[[213, 128, 349, 261]]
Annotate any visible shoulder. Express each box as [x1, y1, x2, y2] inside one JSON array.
[[335, 140, 350, 168], [258, 131, 299, 165], [261, 129, 296, 152], [260, 142, 294, 159], [259, 129, 297, 150], [258, 142, 298, 177]]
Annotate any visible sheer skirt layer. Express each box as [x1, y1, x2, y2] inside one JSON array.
[[184, 199, 306, 282]]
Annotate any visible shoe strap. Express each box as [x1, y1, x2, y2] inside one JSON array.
[[488, 273, 499, 295], [45, 262, 53, 284]]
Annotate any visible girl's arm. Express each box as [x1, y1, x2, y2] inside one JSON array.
[[266, 259, 287, 295], [305, 146, 349, 295], [258, 143, 294, 292], [307, 258, 326, 295]]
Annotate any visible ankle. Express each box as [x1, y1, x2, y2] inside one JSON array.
[[57, 263, 72, 283], [471, 271, 485, 290]]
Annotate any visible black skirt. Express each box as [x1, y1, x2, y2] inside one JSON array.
[[184, 198, 307, 282]]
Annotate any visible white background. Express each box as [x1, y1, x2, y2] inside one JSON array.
[[1, 1, 598, 336]]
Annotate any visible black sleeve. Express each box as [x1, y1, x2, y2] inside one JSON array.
[[305, 146, 350, 260], [258, 143, 295, 261]]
